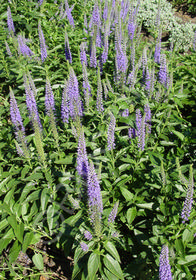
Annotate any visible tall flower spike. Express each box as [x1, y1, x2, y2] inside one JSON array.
[[45, 78, 59, 146], [65, 31, 72, 63], [10, 88, 30, 158], [61, 82, 69, 123], [108, 201, 119, 224], [144, 104, 151, 134], [107, 112, 116, 150], [76, 129, 89, 179], [194, 29, 196, 51], [136, 109, 145, 151], [5, 41, 12, 57], [38, 22, 47, 62], [90, 41, 97, 68], [67, 67, 83, 120], [87, 161, 103, 230], [45, 78, 55, 114], [90, 1, 101, 28], [80, 42, 87, 66], [10, 88, 25, 133], [65, 0, 75, 27], [181, 165, 194, 223], [25, 75, 41, 127], [159, 245, 172, 280], [82, 63, 91, 109], [159, 54, 168, 88], [96, 67, 104, 113], [154, 29, 162, 64], [7, 6, 15, 34], [18, 35, 34, 58], [84, 231, 92, 241]]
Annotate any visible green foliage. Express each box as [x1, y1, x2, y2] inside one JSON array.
[[0, 0, 195, 279]]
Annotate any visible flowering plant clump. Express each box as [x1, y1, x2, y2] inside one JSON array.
[[0, 0, 195, 279]]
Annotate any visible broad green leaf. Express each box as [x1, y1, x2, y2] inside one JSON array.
[[175, 239, 185, 257], [41, 188, 50, 212], [22, 232, 34, 252], [47, 204, 55, 234], [103, 254, 124, 279], [178, 255, 196, 265], [136, 203, 154, 210], [183, 229, 192, 244], [127, 207, 137, 225], [172, 130, 184, 141], [15, 223, 24, 244], [120, 187, 134, 202], [9, 240, 21, 263], [88, 253, 100, 280], [104, 268, 119, 280], [32, 253, 44, 271], [105, 241, 120, 263]]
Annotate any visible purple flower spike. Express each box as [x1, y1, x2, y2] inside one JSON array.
[[10, 89, 25, 133], [18, 35, 34, 58], [45, 78, 55, 114], [181, 167, 194, 223], [65, 32, 72, 63], [82, 63, 91, 109], [90, 41, 97, 68], [159, 54, 168, 87], [108, 201, 119, 224], [5, 41, 12, 57], [61, 83, 69, 123], [80, 42, 87, 66], [7, 6, 15, 34], [84, 231, 92, 241], [80, 242, 89, 252], [159, 245, 172, 280], [107, 112, 116, 151], [96, 68, 104, 113], [122, 109, 129, 117], [38, 22, 47, 62], [136, 109, 145, 151], [103, 0, 108, 21], [91, 1, 101, 28], [194, 29, 196, 51], [65, 0, 75, 27], [67, 67, 83, 119], [87, 161, 103, 224], [144, 104, 151, 134], [77, 129, 89, 179]]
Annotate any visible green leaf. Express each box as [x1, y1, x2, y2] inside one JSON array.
[[21, 166, 30, 180], [120, 187, 134, 202], [178, 255, 196, 265], [47, 204, 55, 234], [136, 203, 154, 210], [172, 130, 184, 141], [103, 254, 124, 279], [183, 229, 192, 244], [104, 268, 119, 280], [9, 240, 21, 263], [54, 155, 73, 165], [105, 241, 120, 263], [24, 172, 43, 182], [88, 253, 100, 280], [41, 188, 50, 212], [32, 253, 44, 271], [127, 207, 137, 225], [160, 141, 175, 146], [22, 232, 34, 252], [15, 223, 24, 244]]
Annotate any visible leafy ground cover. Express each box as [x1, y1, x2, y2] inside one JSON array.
[[0, 0, 196, 279]]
